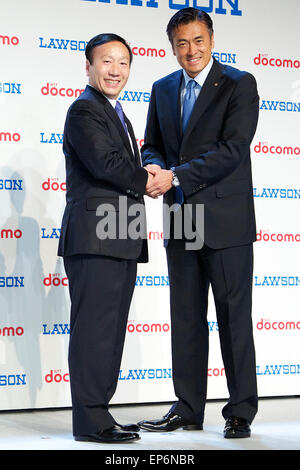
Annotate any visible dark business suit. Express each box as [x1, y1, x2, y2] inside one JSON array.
[[142, 58, 259, 425], [58, 85, 148, 436]]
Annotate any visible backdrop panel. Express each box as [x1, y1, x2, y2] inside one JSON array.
[[0, 0, 299, 410]]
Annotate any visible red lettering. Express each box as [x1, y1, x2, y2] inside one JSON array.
[[42, 178, 66, 191], [41, 83, 84, 98]]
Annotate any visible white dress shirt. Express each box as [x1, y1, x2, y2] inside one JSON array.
[[181, 57, 214, 112]]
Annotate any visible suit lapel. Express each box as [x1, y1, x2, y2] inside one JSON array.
[[85, 86, 135, 161], [163, 70, 183, 146], [181, 59, 225, 146], [125, 117, 141, 166]]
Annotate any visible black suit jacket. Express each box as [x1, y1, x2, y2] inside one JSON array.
[[142, 59, 259, 249], [58, 85, 148, 261]]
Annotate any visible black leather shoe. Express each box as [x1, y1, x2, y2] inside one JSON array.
[[138, 411, 203, 432], [115, 422, 140, 432], [223, 416, 251, 438], [74, 426, 140, 443]]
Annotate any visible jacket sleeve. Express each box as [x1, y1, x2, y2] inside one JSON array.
[[141, 84, 167, 169], [65, 100, 148, 198], [175, 73, 259, 196]]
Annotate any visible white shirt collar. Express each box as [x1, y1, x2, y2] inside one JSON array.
[[182, 56, 213, 88], [88, 84, 118, 108]]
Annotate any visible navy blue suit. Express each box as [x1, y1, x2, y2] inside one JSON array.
[[58, 85, 148, 435], [142, 59, 259, 424]]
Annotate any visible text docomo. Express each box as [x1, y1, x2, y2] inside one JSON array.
[[1, 228, 22, 239], [136, 138, 144, 148], [0, 131, 21, 142], [254, 141, 300, 156], [43, 274, 68, 287], [41, 83, 84, 98], [132, 46, 166, 58], [42, 178, 66, 191], [207, 367, 225, 377], [257, 318, 300, 331], [127, 321, 170, 333], [0, 35, 19, 46], [254, 53, 300, 69], [0, 326, 24, 337], [45, 370, 69, 383]]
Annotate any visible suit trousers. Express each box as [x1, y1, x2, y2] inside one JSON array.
[[63, 253, 137, 436], [166, 238, 258, 425]]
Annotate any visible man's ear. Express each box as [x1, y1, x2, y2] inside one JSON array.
[[86, 59, 91, 77]]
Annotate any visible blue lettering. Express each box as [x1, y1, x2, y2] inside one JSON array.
[[0, 83, 21, 94], [146, 0, 158, 6], [134, 369, 147, 379], [43, 324, 50, 334], [47, 38, 57, 49], [81, 0, 241, 14], [39, 37, 47, 48], [215, 0, 242, 16], [56, 38, 70, 50], [0, 374, 26, 386], [169, 0, 189, 10]]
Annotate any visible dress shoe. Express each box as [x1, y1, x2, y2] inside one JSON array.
[[223, 416, 251, 438], [115, 422, 140, 432], [138, 411, 203, 432], [74, 425, 140, 443]]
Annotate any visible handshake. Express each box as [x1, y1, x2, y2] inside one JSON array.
[[144, 164, 173, 199]]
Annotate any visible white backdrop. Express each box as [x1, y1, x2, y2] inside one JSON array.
[[0, 0, 300, 411]]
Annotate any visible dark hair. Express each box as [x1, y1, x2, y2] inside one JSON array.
[[166, 8, 214, 43], [85, 33, 133, 65]]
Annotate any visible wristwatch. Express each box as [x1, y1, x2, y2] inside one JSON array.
[[170, 167, 180, 187]]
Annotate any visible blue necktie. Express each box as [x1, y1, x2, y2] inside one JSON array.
[[173, 80, 198, 207], [115, 101, 128, 133], [182, 79, 198, 133]]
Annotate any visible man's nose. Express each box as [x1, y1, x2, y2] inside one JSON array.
[[187, 42, 198, 55], [108, 63, 120, 76]]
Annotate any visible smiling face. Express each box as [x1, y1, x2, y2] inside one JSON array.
[[86, 41, 130, 99], [171, 20, 214, 78]]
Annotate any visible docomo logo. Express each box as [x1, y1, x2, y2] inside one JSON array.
[[0, 326, 24, 337], [43, 274, 68, 287], [127, 321, 170, 334], [45, 369, 69, 383], [208, 367, 225, 377], [1, 228, 22, 239], [254, 53, 300, 69], [0, 131, 21, 142], [257, 318, 300, 331], [42, 178, 66, 191], [136, 138, 144, 148], [254, 141, 300, 156], [257, 230, 300, 243], [132, 45, 166, 58], [0, 35, 19, 46], [41, 82, 84, 98]]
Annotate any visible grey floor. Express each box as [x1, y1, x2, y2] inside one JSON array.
[[0, 398, 299, 451]]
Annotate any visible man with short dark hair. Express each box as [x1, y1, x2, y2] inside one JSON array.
[[139, 8, 259, 438], [58, 33, 150, 443]]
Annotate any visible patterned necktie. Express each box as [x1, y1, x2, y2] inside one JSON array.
[[173, 80, 198, 208], [115, 101, 128, 133], [182, 79, 198, 132]]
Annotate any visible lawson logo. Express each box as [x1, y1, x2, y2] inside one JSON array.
[[81, 0, 242, 16]]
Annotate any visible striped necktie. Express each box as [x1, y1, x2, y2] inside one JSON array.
[[182, 79, 198, 132], [115, 100, 128, 133]]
